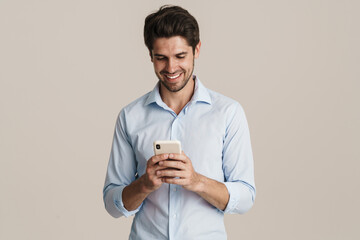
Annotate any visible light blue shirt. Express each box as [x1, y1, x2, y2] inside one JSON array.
[[103, 76, 255, 240]]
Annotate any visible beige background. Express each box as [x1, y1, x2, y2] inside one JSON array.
[[1, 0, 359, 239]]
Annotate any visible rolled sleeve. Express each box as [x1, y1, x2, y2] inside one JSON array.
[[223, 181, 255, 214], [104, 185, 142, 218]]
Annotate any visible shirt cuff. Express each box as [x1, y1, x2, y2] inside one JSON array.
[[105, 186, 142, 218], [223, 181, 255, 214]]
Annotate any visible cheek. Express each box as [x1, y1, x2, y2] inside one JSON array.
[[181, 62, 193, 71], [153, 62, 164, 72], [184, 57, 194, 67]]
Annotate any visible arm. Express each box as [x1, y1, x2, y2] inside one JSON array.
[[221, 103, 256, 214], [194, 174, 230, 211], [104, 111, 176, 217], [103, 111, 138, 218], [103, 109, 174, 216]]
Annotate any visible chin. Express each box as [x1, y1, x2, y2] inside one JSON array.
[[162, 79, 189, 93]]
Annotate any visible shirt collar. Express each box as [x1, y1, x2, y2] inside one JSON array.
[[191, 76, 212, 105], [144, 82, 163, 106], [144, 75, 212, 106]]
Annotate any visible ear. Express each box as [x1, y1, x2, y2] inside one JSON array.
[[194, 41, 201, 59]]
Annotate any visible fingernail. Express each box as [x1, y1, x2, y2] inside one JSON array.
[[169, 154, 173, 158]]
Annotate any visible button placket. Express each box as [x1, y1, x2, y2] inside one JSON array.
[[168, 112, 186, 239]]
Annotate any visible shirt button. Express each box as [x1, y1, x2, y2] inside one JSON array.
[[173, 214, 177, 218], [173, 187, 177, 192]]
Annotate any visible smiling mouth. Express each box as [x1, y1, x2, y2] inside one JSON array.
[[163, 72, 182, 81]]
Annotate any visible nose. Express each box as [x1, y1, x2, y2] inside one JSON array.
[[165, 58, 177, 73]]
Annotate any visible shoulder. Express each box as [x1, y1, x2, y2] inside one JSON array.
[[206, 88, 245, 116], [205, 88, 250, 136], [118, 91, 152, 119]]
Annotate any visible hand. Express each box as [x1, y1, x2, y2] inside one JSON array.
[[156, 152, 203, 192], [122, 153, 171, 211], [141, 153, 171, 193]]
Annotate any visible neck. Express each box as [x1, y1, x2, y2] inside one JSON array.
[[160, 77, 195, 115]]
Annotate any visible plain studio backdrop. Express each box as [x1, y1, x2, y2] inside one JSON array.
[[0, 0, 359, 239]]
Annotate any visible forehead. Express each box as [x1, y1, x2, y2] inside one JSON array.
[[152, 36, 192, 55]]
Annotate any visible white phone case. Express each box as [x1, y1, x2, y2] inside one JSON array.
[[153, 140, 182, 155]]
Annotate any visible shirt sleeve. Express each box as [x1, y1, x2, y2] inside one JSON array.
[[222, 103, 256, 214], [103, 110, 142, 218]]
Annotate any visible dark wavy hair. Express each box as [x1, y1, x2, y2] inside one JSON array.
[[144, 5, 200, 55]]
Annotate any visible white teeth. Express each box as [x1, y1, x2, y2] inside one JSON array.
[[166, 73, 181, 79]]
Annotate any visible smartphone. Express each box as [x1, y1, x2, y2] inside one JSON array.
[[153, 140, 182, 155]]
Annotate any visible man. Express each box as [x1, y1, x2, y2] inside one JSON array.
[[103, 5, 255, 240]]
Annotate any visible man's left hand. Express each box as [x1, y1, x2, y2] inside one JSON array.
[[156, 152, 203, 193]]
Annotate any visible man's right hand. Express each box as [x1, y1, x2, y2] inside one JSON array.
[[141, 153, 170, 193], [122, 153, 170, 211]]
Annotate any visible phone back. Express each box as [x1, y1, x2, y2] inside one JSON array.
[[153, 140, 182, 155]]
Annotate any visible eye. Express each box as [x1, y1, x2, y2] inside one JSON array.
[[156, 57, 165, 61], [177, 55, 185, 59]]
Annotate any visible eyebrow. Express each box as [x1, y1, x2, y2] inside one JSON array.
[[153, 51, 188, 57], [176, 51, 188, 56]]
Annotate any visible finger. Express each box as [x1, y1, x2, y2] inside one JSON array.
[[156, 169, 182, 178], [162, 177, 187, 185], [168, 153, 187, 162], [159, 159, 185, 170], [148, 154, 169, 165], [160, 176, 176, 181], [154, 164, 176, 172], [147, 165, 174, 180]]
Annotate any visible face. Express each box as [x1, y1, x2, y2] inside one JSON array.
[[151, 36, 200, 93]]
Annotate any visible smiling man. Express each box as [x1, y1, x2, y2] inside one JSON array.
[[103, 5, 256, 240], [153, 36, 197, 93]]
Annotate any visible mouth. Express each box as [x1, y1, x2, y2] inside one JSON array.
[[163, 72, 183, 82]]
